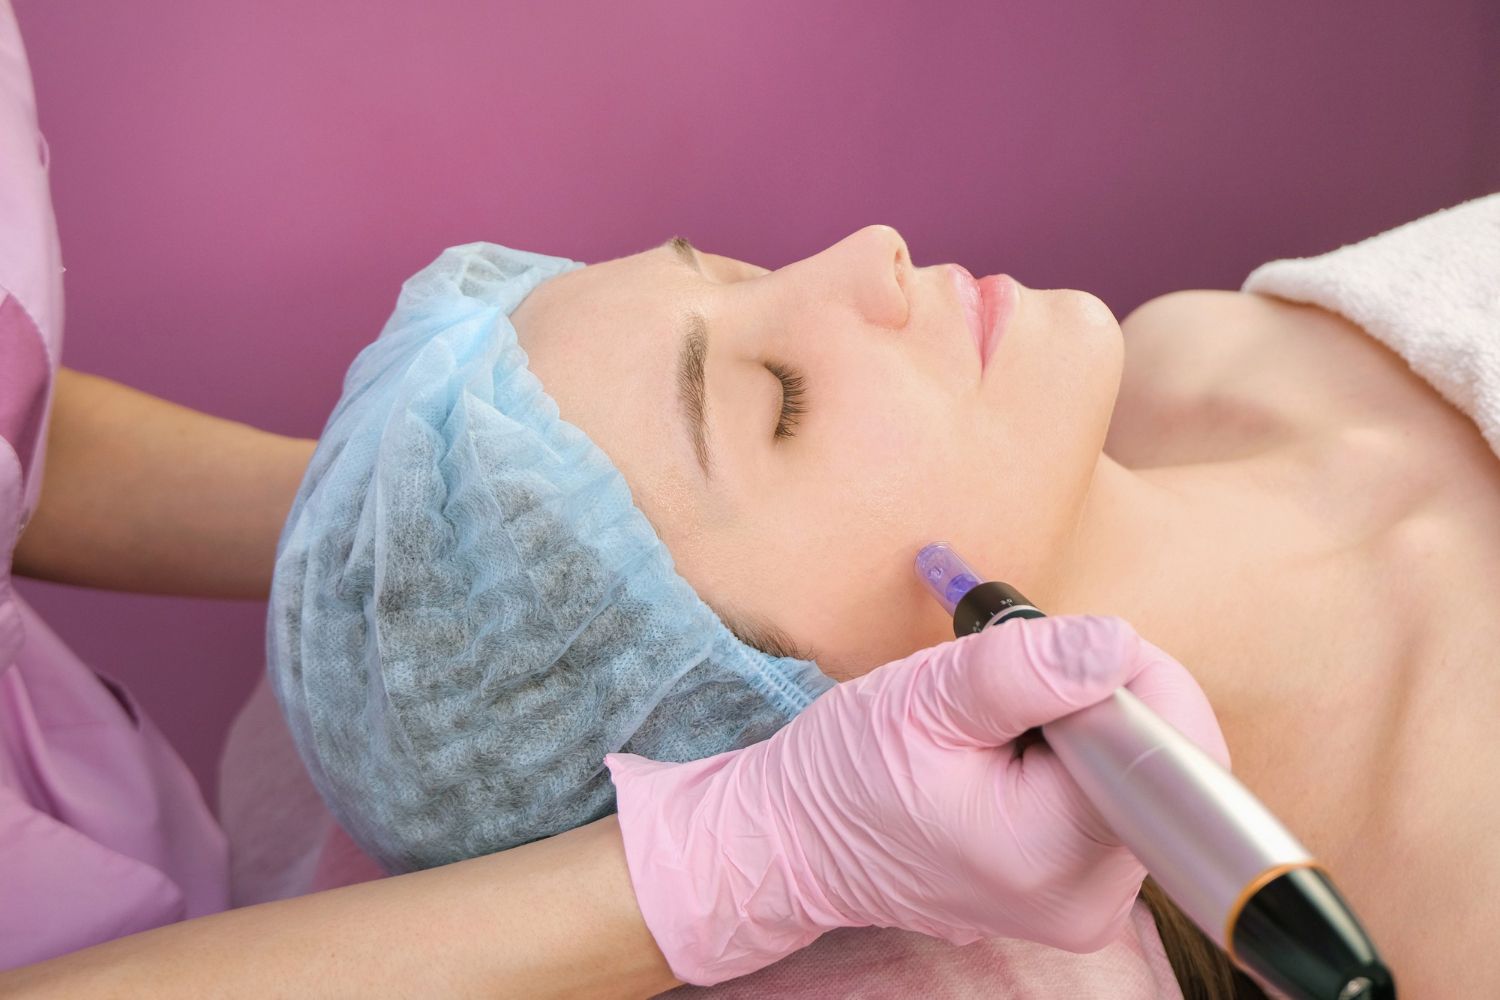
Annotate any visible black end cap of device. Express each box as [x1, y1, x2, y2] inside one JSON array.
[[953, 580, 1039, 635], [1231, 866, 1396, 999]]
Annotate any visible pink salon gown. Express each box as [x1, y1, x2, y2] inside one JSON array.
[[0, 0, 229, 969]]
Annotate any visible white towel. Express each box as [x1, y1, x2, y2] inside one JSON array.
[[1242, 193, 1500, 460]]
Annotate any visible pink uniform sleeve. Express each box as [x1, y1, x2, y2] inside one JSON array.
[[0, 0, 61, 520], [0, 1, 229, 971]]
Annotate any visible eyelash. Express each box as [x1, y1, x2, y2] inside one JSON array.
[[766, 361, 806, 440]]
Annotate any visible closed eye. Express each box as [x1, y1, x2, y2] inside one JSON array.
[[767, 361, 806, 440]]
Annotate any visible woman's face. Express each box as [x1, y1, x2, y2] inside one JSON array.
[[512, 226, 1123, 679]]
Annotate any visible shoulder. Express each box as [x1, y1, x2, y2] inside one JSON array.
[[1121, 288, 1249, 328], [1115, 290, 1288, 417], [1109, 290, 1367, 466], [1121, 288, 1330, 350], [1118, 287, 1384, 397], [1119, 290, 1294, 395]]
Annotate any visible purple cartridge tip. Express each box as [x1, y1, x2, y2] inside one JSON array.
[[914, 542, 982, 616]]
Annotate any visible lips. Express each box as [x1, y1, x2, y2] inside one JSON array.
[[949, 264, 1016, 372], [975, 273, 1016, 370], [951, 264, 984, 358]]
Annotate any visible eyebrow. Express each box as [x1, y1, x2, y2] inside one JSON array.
[[665, 235, 701, 272], [665, 237, 715, 479]]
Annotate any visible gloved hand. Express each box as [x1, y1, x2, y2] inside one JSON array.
[[606, 614, 1230, 986]]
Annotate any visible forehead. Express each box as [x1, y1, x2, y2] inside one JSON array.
[[511, 246, 704, 525], [515, 246, 684, 366]]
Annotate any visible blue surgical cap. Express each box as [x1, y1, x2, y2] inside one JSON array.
[[267, 242, 834, 873]]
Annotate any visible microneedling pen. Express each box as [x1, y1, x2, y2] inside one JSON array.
[[913, 542, 1396, 1000]]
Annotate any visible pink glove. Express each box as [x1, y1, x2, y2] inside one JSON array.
[[607, 614, 1230, 986]]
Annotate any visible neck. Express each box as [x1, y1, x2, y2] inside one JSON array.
[[1035, 452, 1311, 733]]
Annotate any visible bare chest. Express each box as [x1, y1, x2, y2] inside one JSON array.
[[1109, 290, 1500, 992]]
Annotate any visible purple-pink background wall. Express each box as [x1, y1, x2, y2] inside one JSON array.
[[12, 1, 1500, 801]]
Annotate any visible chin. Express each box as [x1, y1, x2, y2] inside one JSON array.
[[1067, 289, 1127, 413], [1066, 287, 1125, 338]]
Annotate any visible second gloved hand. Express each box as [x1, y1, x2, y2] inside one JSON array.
[[607, 614, 1230, 986]]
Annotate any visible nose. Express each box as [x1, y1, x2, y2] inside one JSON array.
[[808, 224, 913, 330]]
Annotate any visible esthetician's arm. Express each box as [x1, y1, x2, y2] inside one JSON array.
[[0, 815, 681, 1000], [12, 367, 316, 599]]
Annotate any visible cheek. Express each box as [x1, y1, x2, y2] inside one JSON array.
[[834, 428, 926, 535], [735, 388, 957, 674], [804, 371, 948, 532]]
